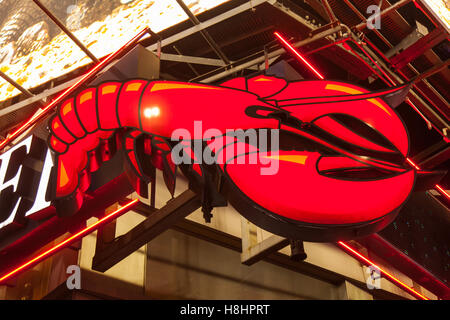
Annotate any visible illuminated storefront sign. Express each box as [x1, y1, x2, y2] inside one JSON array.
[[0, 75, 416, 249]]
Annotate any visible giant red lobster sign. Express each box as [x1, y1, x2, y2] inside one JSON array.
[[42, 74, 414, 242]]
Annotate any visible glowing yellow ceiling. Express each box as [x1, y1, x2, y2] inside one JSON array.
[[0, 0, 230, 103]]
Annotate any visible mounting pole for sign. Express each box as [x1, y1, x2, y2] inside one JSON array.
[[92, 190, 201, 272], [240, 217, 290, 266], [157, 40, 162, 59], [264, 46, 269, 71]]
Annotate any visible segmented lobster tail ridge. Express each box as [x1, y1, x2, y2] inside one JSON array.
[[49, 79, 154, 200], [49, 79, 149, 154]]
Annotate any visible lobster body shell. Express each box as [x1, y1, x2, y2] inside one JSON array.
[[48, 76, 416, 241], [49, 79, 279, 153]]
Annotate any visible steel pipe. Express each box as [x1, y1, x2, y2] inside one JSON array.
[[0, 70, 34, 98], [32, 0, 99, 63], [355, 0, 413, 30], [175, 0, 230, 64], [199, 25, 342, 83]]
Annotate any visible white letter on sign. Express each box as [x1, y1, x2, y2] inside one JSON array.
[[25, 148, 54, 218], [0, 136, 32, 229]]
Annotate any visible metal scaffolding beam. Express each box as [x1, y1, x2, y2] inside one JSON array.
[[92, 190, 201, 272], [198, 25, 342, 83], [32, 0, 99, 63], [175, 0, 230, 65], [355, 0, 413, 30], [339, 0, 449, 138], [146, 0, 273, 52], [342, 0, 393, 47], [0, 70, 34, 98], [0, 27, 151, 151], [160, 52, 226, 67], [320, 0, 338, 23]]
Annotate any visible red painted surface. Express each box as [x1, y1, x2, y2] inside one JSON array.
[[48, 75, 414, 227]]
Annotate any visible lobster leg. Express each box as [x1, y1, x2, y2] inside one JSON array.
[[123, 130, 177, 198]]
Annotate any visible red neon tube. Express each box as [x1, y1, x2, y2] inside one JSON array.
[[406, 157, 421, 170], [0, 27, 151, 152], [405, 157, 449, 200], [0, 199, 139, 284], [435, 185, 450, 200], [337, 241, 429, 300], [274, 32, 325, 79]]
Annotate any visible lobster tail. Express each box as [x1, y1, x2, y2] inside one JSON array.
[[49, 80, 154, 199], [49, 80, 152, 150]]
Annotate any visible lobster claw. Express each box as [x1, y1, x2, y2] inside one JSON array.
[[217, 78, 416, 241], [221, 146, 415, 242], [275, 81, 412, 158]]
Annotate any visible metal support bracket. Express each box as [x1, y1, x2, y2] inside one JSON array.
[[92, 190, 200, 272], [240, 217, 290, 266]]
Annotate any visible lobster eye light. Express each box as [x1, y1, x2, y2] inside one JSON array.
[[144, 106, 160, 118]]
